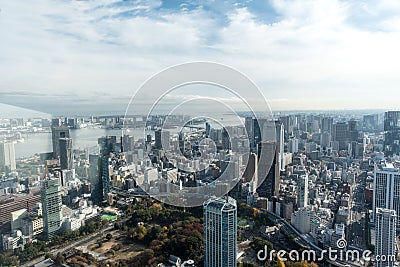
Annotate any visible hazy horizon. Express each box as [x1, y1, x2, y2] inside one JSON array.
[[1, 0, 400, 115]]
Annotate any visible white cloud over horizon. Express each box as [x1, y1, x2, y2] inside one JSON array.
[[1, 0, 400, 115]]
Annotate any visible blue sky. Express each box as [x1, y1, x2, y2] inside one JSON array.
[[0, 0, 400, 115]]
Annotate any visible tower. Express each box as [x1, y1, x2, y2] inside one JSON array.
[[375, 208, 397, 267], [333, 122, 348, 151], [97, 136, 116, 203], [51, 125, 70, 159], [155, 129, 170, 150], [256, 141, 280, 199], [384, 111, 400, 156], [59, 138, 73, 170], [373, 163, 400, 227], [204, 196, 237, 267], [297, 175, 309, 209], [41, 177, 63, 240], [0, 141, 16, 172]]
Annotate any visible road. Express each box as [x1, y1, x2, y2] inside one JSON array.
[[267, 211, 364, 267], [21, 224, 115, 267]]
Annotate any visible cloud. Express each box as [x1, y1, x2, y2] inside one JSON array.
[[0, 0, 400, 114]]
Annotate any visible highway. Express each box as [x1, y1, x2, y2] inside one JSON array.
[[267, 211, 364, 267]]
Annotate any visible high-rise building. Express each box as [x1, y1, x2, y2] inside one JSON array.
[[275, 121, 285, 171], [373, 163, 400, 227], [59, 138, 73, 170], [89, 154, 101, 203], [348, 120, 359, 142], [51, 118, 62, 127], [222, 127, 231, 150], [0, 141, 16, 172], [41, 178, 62, 240], [155, 129, 170, 150], [384, 111, 400, 155], [321, 117, 333, 134], [333, 122, 348, 151], [122, 134, 134, 152], [204, 197, 237, 267], [97, 136, 117, 203], [51, 126, 70, 159], [245, 117, 254, 150], [363, 114, 379, 131], [100, 155, 111, 202], [98, 136, 117, 155], [297, 175, 309, 209], [257, 141, 280, 199], [375, 208, 397, 267], [288, 138, 299, 153], [320, 132, 332, 148]]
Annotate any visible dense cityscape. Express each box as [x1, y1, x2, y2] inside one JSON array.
[[0, 110, 399, 267]]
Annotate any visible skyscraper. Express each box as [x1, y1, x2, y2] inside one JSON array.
[[348, 119, 359, 142], [122, 134, 134, 152], [41, 177, 63, 240], [373, 163, 400, 227], [89, 153, 101, 202], [321, 117, 333, 134], [297, 175, 309, 209], [0, 141, 16, 172], [97, 136, 116, 203], [333, 122, 348, 151], [204, 196, 237, 267], [245, 117, 254, 150], [59, 138, 73, 170], [256, 141, 280, 199], [51, 125, 70, 159], [363, 114, 379, 131], [375, 208, 397, 267], [155, 129, 170, 150], [222, 127, 231, 150], [384, 111, 400, 156], [276, 121, 285, 171]]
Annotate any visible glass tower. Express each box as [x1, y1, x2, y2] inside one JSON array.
[[204, 196, 237, 267]]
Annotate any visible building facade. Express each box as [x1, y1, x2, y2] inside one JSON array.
[[41, 178, 63, 240], [204, 197, 237, 267], [375, 208, 397, 267]]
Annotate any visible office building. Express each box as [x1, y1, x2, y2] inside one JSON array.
[[222, 127, 231, 150], [51, 126, 70, 159], [333, 122, 348, 151], [155, 129, 170, 150], [291, 208, 315, 234], [257, 141, 280, 199], [41, 178, 63, 240], [0, 141, 16, 172], [321, 117, 333, 134], [96, 136, 117, 203], [363, 114, 379, 131], [373, 163, 400, 227], [275, 121, 285, 171], [122, 134, 134, 152], [288, 138, 299, 153], [384, 111, 400, 155], [243, 153, 258, 190], [297, 175, 309, 209], [375, 208, 397, 267], [59, 138, 73, 170], [348, 120, 359, 142], [245, 117, 255, 150], [204, 196, 237, 267]]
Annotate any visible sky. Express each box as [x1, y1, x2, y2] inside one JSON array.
[[0, 0, 400, 116]]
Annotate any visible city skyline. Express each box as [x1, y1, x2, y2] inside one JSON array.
[[1, 0, 400, 114]]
